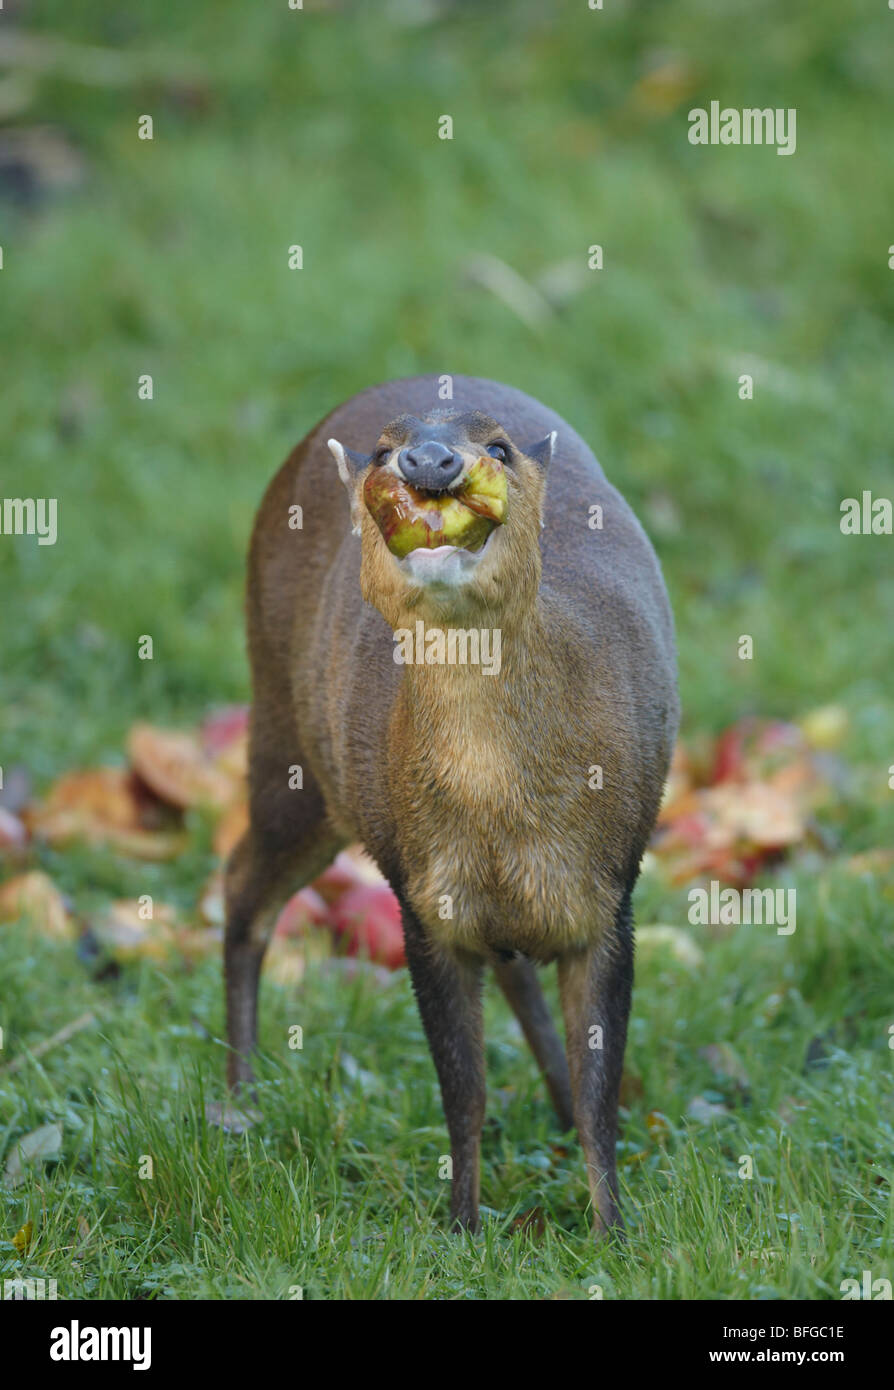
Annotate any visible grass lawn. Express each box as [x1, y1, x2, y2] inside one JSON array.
[[1, 0, 893, 1298]]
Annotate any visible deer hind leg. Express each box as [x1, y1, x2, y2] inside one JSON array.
[[224, 710, 343, 1090], [493, 954, 574, 1131]]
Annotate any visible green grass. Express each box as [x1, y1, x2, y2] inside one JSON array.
[[1, 0, 893, 1298], [2, 858, 893, 1298]]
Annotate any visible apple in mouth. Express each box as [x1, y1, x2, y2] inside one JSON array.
[[363, 455, 508, 560]]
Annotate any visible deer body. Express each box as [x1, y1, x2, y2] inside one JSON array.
[[225, 374, 678, 1233]]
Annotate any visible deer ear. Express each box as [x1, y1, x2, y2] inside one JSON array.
[[327, 439, 369, 535], [525, 431, 557, 469]]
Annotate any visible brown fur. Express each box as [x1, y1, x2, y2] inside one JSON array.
[[224, 374, 679, 1235]]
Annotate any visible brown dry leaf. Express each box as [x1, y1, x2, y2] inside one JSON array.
[[128, 723, 236, 811], [652, 716, 837, 887], [0, 871, 73, 939], [29, 767, 142, 831], [25, 767, 187, 860], [700, 782, 804, 850]]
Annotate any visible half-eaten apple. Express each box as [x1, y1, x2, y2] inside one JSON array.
[[363, 454, 508, 559]]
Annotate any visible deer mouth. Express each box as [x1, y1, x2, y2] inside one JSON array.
[[363, 455, 507, 563], [397, 528, 499, 587]]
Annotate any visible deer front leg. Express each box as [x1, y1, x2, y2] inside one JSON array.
[[400, 902, 485, 1231], [557, 895, 634, 1236]]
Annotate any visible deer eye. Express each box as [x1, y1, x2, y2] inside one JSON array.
[[486, 441, 509, 463], [374, 446, 392, 464]]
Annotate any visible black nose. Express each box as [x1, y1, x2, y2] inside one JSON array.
[[398, 441, 463, 491]]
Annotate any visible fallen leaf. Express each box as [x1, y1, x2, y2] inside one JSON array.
[[4, 1122, 63, 1187], [128, 723, 236, 810], [25, 767, 186, 859], [12, 1220, 33, 1254], [0, 871, 73, 939]]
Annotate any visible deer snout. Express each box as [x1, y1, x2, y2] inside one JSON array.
[[398, 441, 463, 492]]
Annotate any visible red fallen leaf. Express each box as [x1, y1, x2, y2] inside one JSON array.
[[0, 871, 73, 939], [0, 807, 27, 852], [330, 883, 405, 970], [128, 724, 236, 810], [313, 846, 386, 905], [273, 886, 331, 939], [711, 718, 808, 787], [712, 724, 747, 784]]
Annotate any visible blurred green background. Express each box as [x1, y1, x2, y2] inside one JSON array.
[[2, 0, 893, 781]]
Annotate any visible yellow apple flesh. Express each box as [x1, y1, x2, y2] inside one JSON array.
[[364, 455, 507, 559]]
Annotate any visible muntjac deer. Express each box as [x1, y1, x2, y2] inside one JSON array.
[[224, 374, 679, 1235]]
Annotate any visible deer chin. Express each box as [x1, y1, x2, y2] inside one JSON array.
[[398, 528, 496, 589]]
